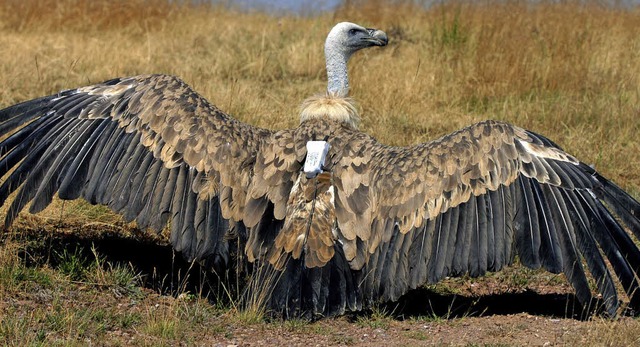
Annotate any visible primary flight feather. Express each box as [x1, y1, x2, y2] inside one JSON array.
[[1, 22, 640, 319]]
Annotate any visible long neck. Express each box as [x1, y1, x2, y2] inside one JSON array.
[[325, 45, 350, 97]]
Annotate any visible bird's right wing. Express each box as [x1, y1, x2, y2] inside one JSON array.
[[329, 120, 640, 317], [0, 74, 275, 268]]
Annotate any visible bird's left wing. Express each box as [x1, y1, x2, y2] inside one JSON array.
[[331, 120, 640, 316], [0, 74, 276, 268]]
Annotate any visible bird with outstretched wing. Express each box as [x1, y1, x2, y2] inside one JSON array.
[[1, 22, 640, 319]]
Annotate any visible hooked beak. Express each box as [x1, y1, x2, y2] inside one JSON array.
[[365, 28, 388, 46]]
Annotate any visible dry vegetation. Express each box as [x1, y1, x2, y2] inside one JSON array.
[[1, 0, 640, 345]]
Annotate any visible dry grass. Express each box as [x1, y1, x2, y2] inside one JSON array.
[[1, 0, 640, 345]]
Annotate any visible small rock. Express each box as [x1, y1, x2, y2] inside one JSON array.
[[373, 328, 387, 338]]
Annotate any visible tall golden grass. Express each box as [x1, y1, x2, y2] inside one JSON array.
[[0, 0, 640, 205]]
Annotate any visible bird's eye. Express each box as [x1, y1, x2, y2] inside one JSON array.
[[348, 28, 358, 36]]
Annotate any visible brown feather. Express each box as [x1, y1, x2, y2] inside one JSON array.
[[74, 75, 271, 224], [268, 174, 337, 269]]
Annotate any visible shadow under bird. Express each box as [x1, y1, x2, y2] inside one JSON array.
[[1, 22, 640, 319]]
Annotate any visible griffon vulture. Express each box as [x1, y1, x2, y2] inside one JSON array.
[[1, 22, 640, 319]]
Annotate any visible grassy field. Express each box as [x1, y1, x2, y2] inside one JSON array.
[[1, 0, 640, 345]]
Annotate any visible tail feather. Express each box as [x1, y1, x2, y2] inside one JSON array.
[[269, 245, 360, 319]]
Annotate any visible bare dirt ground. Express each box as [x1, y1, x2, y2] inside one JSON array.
[[5, 275, 638, 346], [3, 228, 639, 346]]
